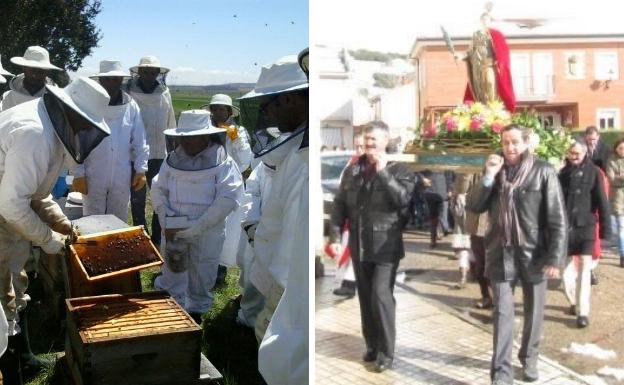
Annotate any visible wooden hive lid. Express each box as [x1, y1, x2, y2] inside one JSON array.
[[67, 292, 200, 343]]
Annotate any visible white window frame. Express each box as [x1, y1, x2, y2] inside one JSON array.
[[564, 51, 585, 79], [594, 52, 619, 81], [511, 53, 531, 96], [531, 52, 554, 96], [596, 108, 620, 129]]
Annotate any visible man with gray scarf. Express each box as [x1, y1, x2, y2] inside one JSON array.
[[467, 125, 567, 385]]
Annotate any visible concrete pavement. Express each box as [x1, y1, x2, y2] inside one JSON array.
[[315, 262, 590, 385]]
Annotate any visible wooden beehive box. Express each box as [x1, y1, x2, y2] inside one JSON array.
[[68, 226, 163, 282], [65, 292, 201, 385]]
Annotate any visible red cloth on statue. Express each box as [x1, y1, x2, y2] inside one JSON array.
[[463, 28, 516, 112]]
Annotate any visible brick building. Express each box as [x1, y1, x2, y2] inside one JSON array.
[[410, 33, 624, 131]]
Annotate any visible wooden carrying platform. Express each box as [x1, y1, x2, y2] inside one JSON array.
[[64, 292, 216, 385]]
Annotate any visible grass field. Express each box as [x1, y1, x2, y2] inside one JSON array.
[[170, 92, 241, 118]]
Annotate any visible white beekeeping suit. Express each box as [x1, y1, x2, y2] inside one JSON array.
[[151, 110, 243, 315], [0, 46, 62, 112], [0, 77, 110, 337], [258, 136, 308, 385], [0, 74, 55, 111], [236, 160, 276, 327], [249, 132, 304, 339], [207, 94, 253, 269], [74, 92, 149, 222], [127, 80, 176, 161]]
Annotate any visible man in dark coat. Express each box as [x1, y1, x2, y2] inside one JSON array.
[[329, 123, 414, 373], [559, 139, 611, 328], [467, 125, 567, 385], [584, 125, 611, 285], [585, 126, 610, 172]]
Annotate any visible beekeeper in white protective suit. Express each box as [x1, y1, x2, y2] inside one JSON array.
[[127, 56, 176, 246], [235, 147, 280, 327], [238, 50, 309, 384], [71, 61, 149, 222], [151, 110, 243, 323], [0, 46, 62, 111], [204, 94, 253, 286], [0, 77, 110, 381]]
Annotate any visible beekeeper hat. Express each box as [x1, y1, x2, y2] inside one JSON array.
[[10, 46, 62, 71], [209, 94, 240, 117], [164, 110, 226, 137], [91, 60, 130, 78], [45, 77, 111, 135], [0, 55, 14, 77], [130, 55, 170, 74], [238, 55, 308, 100]]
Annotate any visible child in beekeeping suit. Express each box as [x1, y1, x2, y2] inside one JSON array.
[[151, 109, 243, 323]]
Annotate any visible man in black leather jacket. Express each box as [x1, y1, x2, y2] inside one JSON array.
[[466, 125, 567, 385], [329, 123, 414, 373]]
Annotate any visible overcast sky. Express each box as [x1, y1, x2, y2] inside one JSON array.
[[71, 0, 308, 85], [312, 0, 624, 54]]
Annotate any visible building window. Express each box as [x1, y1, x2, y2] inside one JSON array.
[[321, 127, 344, 148], [594, 52, 619, 81], [564, 52, 585, 79], [597, 108, 620, 129]]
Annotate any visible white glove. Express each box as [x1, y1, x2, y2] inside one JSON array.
[[41, 232, 67, 255], [175, 198, 236, 240]]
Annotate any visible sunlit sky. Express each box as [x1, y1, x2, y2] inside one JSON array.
[[312, 0, 624, 54], [71, 0, 309, 85]]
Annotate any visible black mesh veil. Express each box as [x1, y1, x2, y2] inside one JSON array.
[[43, 92, 109, 164]]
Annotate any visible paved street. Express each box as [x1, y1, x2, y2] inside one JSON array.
[[315, 233, 596, 385]]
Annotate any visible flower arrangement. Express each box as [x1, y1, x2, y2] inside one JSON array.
[[420, 102, 573, 162], [423, 100, 511, 141]]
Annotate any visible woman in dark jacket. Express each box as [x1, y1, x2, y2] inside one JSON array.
[[559, 139, 612, 328]]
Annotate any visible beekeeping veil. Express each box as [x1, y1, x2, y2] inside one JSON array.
[[43, 77, 111, 163], [238, 55, 308, 158]]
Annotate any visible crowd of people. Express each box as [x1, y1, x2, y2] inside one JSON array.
[[0, 45, 309, 385], [328, 123, 622, 384]]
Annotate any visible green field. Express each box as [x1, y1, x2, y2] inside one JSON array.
[[171, 92, 241, 119]]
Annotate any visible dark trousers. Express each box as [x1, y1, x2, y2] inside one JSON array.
[[470, 235, 490, 299], [131, 159, 164, 245], [426, 197, 443, 244], [353, 259, 399, 358], [491, 277, 547, 383]]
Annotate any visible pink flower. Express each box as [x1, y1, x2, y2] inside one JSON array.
[[423, 126, 438, 139], [444, 117, 458, 132], [470, 118, 483, 132], [491, 121, 504, 134]]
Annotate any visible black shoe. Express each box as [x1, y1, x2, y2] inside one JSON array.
[[568, 305, 576, 316], [215, 265, 228, 287], [333, 287, 355, 298], [620, 258, 624, 268], [362, 349, 377, 362], [16, 310, 53, 378], [374, 354, 393, 373], [591, 271, 598, 285], [577, 316, 589, 328], [0, 336, 23, 385]]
